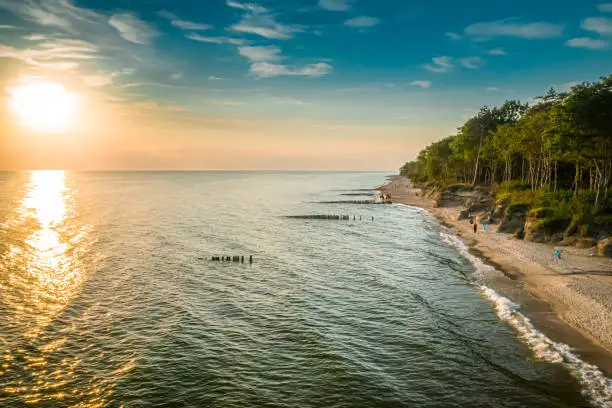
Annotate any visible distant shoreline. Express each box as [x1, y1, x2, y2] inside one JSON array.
[[378, 175, 612, 376]]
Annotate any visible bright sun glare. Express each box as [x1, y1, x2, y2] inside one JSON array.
[[8, 81, 79, 132]]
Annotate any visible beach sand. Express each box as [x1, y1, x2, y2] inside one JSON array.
[[379, 175, 612, 374]]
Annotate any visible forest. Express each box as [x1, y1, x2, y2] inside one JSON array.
[[401, 75, 612, 216]]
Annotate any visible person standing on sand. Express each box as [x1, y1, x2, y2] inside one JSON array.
[[473, 220, 478, 233]]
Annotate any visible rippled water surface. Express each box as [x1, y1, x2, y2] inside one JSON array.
[[0, 171, 606, 407]]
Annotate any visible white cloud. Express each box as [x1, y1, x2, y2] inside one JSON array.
[[0, 24, 18, 29], [236, 44, 332, 79], [486, 87, 500, 91], [158, 11, 213, 31], [345, 16, 379, 27], [319, 0, 351, 11], [24, 34, 46, 41], [226, 1, 268, 14], [565, 37, 607, 49], [0, 0, 102, 32], [488, 48, 506, 55], [249, 62, 332, 78], [445, 32, 461, 40], [109, 12, 159, 44], [598, 3, 612, 12], [83, 72, 117, 87], [423, 56, 453, 73], [185, 33, 245, 45], [0, 38, 97, 68], [238, 45, 283, 62], [171, 72, 183, 80], [37, 61, 79, 70], [582, 17, 612, 35], [458, 56, 484, 68], [409, 80, 431, 88], [0, 43, 82, 70], [465, 20, 563, 39], [230, 14, 302, 39], [208, 75, 223, 80], [122, 68, 135, 75], [227, 1, 304, 40]]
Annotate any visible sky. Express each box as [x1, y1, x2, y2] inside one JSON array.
[[0, 0, 611, 170]]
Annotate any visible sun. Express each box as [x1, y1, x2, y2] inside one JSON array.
[[8, 81, 79, 132]]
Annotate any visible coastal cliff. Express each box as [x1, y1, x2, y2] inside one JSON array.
[[417, 182, 612, 256]]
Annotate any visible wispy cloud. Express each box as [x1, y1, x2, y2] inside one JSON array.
[[458, 56, 484, 68], [109, 12, 159, 44], [0, 38, 98, 68], [228, 1, 302, 39], [488, 48, 506, 55], [185, 33, 245, 45], [208, 76, 223, 81], [582, 17, 612, 35], [0, 43, 83, 70], [598, 3, 612, 12], [24, 34, 46, 40], [158, 11, 213, 31], [83, 72, 118, 87], [319, 0, 351, 11], [249, 62, 332, 78], [409, 80, 431, 88], [465, 20, 563, 39], [345, 16, 380, 28], [239, 45, 283, 62], [0, 0, 101, 32], [230, 17, 302, 39], [445, 32, 461, 40], [171, 72, 183, 80], [565, 37, 607, 49], [0, 24, 19, 30], [237, 44, 332, 78], [486, 86, 500, 91], [423, 56, 453, 73], [226, 1, 268, 14]]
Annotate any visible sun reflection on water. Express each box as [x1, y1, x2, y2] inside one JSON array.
[[6, 170, 84, 337], [0, 171, 132, 406]]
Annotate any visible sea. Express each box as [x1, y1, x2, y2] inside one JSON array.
[[0, 170, 611, 408]]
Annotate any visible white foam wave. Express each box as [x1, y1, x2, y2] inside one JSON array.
[[440, 229, 612, 408]]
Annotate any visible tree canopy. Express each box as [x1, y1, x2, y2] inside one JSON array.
[[400, 75, 612, 207]]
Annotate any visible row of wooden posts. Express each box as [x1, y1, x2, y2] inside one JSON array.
[[286, 215, 374, 221], [210, 255, 253, 263]]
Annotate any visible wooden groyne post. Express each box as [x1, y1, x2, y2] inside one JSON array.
[[209, 255, 252, 263]]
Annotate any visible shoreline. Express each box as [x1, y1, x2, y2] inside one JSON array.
[[378, 175, 612, 376]]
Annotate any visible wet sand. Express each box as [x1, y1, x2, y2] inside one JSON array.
[[379, 175, 612, 374]]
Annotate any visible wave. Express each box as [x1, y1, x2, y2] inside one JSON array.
[[440, 229, 612, 408]]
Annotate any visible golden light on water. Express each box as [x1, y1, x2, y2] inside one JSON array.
[[7, 170, 84, 337], [0, 171, 116, 406], [8, 81, 79, 132]]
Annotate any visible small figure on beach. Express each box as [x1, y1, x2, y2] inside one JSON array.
[[555, 249, 562, 260], [473, 221, 478, 233], [483, 224, 487, 232]]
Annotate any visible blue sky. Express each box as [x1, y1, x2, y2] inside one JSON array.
[[0, 0, 611, 169]]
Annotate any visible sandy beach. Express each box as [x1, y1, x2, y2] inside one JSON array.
[[379, 175, 612, 373]]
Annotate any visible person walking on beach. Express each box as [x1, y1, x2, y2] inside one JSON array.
[[473, 219, 478, 233]]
